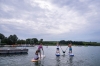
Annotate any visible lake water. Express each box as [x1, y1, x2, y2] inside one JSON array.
[[0, 46, 100, 66]]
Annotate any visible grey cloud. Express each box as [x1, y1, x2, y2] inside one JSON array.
[[0, 0, 47, 20], [50, 0, 100, 14], [0, 0, 100, 42]]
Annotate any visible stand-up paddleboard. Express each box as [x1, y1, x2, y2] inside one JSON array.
[[55, 53, 60, 56], [31, 55, 45, 62], [69, 53, 74, 56]]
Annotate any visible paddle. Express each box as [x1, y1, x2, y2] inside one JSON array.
[[42, 44, 44, 55], [60, 46, 68, 54]]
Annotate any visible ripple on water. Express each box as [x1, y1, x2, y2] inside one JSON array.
[[0, 46, 100, 66]]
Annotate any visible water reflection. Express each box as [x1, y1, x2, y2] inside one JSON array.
[[56, 56, 60, 66], [0, 46, 100, 66], [33, 61, 40, 66], [62, 53, 66, 57], [68, 56, 74, 66], [33, 58, 45, 66], [0, 53, 28, 57], [34, 61, 41, 66]]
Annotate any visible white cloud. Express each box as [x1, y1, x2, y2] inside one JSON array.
[[0, 3, 15, 12], [0, 0, 100, 41], [0, 0, 87, 35], [29, 0, 53, 10], [0, 25, 11, 32]]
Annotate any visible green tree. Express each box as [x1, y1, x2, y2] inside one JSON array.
[[0, 33, 5, 44], [17, 39, 21, 44], [39, 39, 43, 43], [13, 34, 18, 44], [7, 34, 18, 45], [2, 37, 8, 45], [32, 38, 38, 44], [21, 39, 26, 44], [0, 33, 5, 39], [26, 38, 38, 44], [26, 39, 31, 44], [59, 40, 66, 44]]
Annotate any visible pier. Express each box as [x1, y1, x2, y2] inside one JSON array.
[[0, 48, 28, 54]]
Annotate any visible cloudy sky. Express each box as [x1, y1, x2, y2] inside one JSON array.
[[0, 0, 100, 42]]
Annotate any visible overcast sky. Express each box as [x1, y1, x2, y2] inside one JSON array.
[[0, 0, 100, 42]]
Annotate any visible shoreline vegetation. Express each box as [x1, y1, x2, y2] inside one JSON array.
[[0, 41, 100, 47], [43, 41, 100, 46], [0, 33, 100, 46], [0, 41, 100, 46]]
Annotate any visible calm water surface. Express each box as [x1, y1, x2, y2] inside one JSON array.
[[0, 46, 100, 66]]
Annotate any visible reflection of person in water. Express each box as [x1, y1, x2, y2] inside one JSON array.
[[34, 59, 43, 66], [34, 61, 39, 66], [56, 56, 60, 66], [68, 57, 73, 66], [69, 57, 73, 63]]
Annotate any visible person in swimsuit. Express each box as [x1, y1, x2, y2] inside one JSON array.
[[56, 42, 60, 55], [68, 43, 72, 53], [56, 48, 60, 55], [37, 43, 44, 59], [34, 50, 39, 60], [57, 42, 60, 49]]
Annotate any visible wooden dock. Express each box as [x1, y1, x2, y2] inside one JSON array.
[[0, 48, 28, 54]]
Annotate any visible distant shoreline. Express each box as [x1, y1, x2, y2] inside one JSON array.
[[1, 44, 100, 47]]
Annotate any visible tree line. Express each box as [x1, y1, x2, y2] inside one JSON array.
[[0, 33, 100, 46], [43, 40, 100, 46], [0, 33, 43, 45]]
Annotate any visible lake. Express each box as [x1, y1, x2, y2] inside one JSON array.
[[0, 46, 100, 66]]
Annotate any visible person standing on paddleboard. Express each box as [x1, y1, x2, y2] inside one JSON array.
[[57, 42, 60, 49], [56, 48, 60, 55], [56, 42, 60, 56], [68, 42, 72, 53], [37, 43, 44, 59]]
